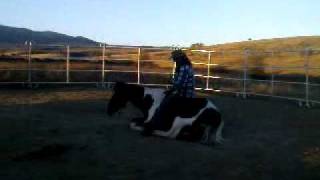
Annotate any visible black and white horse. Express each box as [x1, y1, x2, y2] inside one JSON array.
[[107, 82, 224, 144]]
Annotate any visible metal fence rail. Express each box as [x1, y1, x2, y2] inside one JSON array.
[[0, 44, 319, 107]]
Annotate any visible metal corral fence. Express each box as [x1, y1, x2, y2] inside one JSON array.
[[0, 43, 319, 107]]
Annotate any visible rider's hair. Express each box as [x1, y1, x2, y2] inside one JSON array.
[[171, 50, 191, 69]]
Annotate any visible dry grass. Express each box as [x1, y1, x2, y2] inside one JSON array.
[[1, 38, 320, 76], [1, 36, 319, 99], [0, 89, 112, 105]]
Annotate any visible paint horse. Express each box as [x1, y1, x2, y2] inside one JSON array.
[[107, 82, 224, 144]]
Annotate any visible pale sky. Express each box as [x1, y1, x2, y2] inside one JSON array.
[[0, 0, 319, 46]]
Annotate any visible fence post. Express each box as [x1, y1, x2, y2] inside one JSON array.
[[242, 49, 249, 98], [304, 48, 310, 107], [137, 48, 141, 84], [24, 42, 28, 86], [66, 45, 70, 83], [172, 61, 176, 81], [206, 52, 212, 90], [270, 51, 274, 95], [28, 42, 32, 87], [101, 44, 106, 87]]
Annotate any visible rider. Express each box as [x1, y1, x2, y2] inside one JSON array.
[[167, 49, 195, 98], [142, 49, 195, 136]]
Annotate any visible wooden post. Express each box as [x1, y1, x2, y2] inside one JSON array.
[[304, 48, 310, 107], [102, 44, 106, 87], [66, 45, 70, 83], [172, 62, 176, 80], [243, 50, 249, 98], [137, 48, 141, 84], [206, 52, 212, 90], [28, 42, 32, 87], [270, 51, 274, 95]]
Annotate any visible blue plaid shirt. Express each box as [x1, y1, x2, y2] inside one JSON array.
[[173, 64, 195, 98]]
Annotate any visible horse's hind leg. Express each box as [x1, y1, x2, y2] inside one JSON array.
[[200, 126, 212, 145], [214, 120, 225, 144]]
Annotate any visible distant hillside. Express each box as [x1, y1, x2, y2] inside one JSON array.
[[0, 25, 98, 46], [192, 36, 320, 51]]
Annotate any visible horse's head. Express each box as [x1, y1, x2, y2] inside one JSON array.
[[107, 82, 130, 116]]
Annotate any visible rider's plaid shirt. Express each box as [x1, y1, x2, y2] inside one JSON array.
[[173, 64, 195, 98]]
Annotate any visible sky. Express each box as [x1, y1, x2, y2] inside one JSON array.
[[0, 0, 319, 46]]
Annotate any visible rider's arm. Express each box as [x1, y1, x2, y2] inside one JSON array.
[[173, 65, 187, 90]]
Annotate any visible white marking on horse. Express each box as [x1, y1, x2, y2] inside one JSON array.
[[153, 101, 210, 138], [128, 87, 225, 144], [143, 88, 166, 123], [207, 100, 219, 111]]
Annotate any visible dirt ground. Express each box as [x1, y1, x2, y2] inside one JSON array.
[[0, 88, 319, 180]]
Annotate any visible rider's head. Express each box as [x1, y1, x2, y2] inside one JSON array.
[[170, 50, 190, 65]]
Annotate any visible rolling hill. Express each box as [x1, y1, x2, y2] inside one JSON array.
[[0, 24, 98, 46], [202, 36, 320, 51]]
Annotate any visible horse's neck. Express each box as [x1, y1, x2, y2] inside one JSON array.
[[144, 88, 166, 106], [127, 86, 165, 114], [127, 85, 145, 107]]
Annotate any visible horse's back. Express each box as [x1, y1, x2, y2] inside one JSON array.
[[166, 97, 209, 115]]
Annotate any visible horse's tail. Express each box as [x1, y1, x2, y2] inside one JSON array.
[[206, 100, 224, 144]]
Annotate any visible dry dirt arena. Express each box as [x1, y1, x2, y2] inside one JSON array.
[[0, 88, 319, 180]]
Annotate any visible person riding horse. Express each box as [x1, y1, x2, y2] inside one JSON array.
[[142, 49, 195, 136]]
